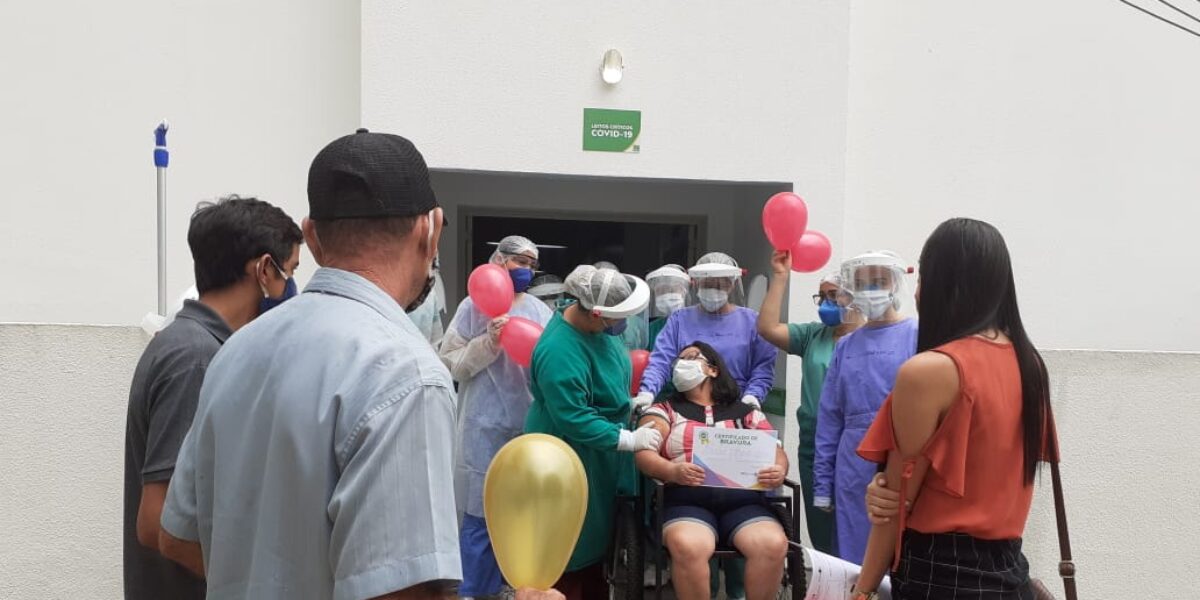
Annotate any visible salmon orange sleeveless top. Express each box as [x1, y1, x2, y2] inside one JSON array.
[[858, 337, 1039, 542]]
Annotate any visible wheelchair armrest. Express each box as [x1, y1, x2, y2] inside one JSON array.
[[781, 478, 802, 493]]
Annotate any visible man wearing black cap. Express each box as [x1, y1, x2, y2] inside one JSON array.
[[158, 129, 461, 599]]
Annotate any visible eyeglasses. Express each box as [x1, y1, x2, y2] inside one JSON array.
[[811, 290, 838, 305], [505, 254, 539, 270]]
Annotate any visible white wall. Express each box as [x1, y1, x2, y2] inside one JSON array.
[[0, 0, 361, 326], [0, 325, 147, 599], [361, 0, 853, 292], [1023, 350, 1200, 598], [844, 0, 1200, 352], [363, 2, 848, 187], [2, 324, 1192, 598]]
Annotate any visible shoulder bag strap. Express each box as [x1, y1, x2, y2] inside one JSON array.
[[1048, 419, 1078, 600]]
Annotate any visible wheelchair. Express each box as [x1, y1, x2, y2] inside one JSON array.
[[606, 471, 809, 600]]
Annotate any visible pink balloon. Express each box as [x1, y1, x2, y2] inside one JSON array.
[[790, 230, 833, 273], [762, 192, 809, 251], [629, 350, 650, 395], [468, 264, 515, 318], [499, 317, 544, 368]]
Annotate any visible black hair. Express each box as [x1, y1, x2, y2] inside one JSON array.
[[313, 215, 419, 258], [675, 341, 742, 406], [916, 218, 1053, 484], [188, 195, 303, 294]]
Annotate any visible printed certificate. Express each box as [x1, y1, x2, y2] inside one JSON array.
[[690, 427, 777, 490]]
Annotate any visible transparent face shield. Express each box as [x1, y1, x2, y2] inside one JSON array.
[[587, 273, 651, 346], [536, 293, 566, 312], [587, 273, 648, 316], [617, 307, 651, 350], [528, 277, 566, 312], [688, 264, 746, 312], [839, 259, 909, 322], [647, 273, 693, 319]]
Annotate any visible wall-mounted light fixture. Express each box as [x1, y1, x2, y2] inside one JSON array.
[[600, 49, 623, 85]]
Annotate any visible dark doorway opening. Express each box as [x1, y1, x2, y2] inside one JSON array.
[[465, 214, 702, 283]]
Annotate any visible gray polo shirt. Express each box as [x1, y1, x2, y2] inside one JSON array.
[[162, 267, 462, 600], [124, 300, 230, 600]]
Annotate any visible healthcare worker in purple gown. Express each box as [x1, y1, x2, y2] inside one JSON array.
[[634, 252, 777, 410], [439, 235, 554, 599], [812, 250, 918, 565]]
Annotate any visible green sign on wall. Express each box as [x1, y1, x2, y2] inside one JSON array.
[[583, 108, 641, 153]]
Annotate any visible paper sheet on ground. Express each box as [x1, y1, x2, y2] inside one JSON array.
[[803, 547, 892, 600], [689, 427, 776, 489]]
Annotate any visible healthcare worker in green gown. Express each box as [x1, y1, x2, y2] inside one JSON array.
[[755, 249, 861, 555], [525, 265, 660, 600]]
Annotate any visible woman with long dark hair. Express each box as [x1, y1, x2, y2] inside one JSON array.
[[635, 341, 790, 600], [850, 218, 1056, 599]]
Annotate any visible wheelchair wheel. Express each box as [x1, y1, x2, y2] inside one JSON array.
[[607, 500, 643, 600], [767, 503, 806, 600]]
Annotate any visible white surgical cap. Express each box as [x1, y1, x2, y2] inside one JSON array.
[[564, 265, 632, 311], [491, 235, 539, 263], [695, 252, 739, 269]]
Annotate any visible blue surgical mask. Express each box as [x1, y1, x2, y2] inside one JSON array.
[[818, 299, 842, 327], [259, 276, 297, 315], [603, 319, 628, 336], [510, 267, 534, 293]]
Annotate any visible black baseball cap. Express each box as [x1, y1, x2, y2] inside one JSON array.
[[307, 128, 441, 221]]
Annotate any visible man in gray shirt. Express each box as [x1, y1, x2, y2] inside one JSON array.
[[124, 196, 303, 599], [159, 130, 464, 600]]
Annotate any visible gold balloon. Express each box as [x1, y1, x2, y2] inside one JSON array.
[[484, 434, 589, 590]]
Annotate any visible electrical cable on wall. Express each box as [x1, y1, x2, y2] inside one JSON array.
[[1154, 0, 1200, 25], [1116, 0, 1200, 39]]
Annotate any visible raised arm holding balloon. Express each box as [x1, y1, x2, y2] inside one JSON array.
[[754, 192, 851, 555]]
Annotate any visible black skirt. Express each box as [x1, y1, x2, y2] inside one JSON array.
[[891, 531, 1035, 600]]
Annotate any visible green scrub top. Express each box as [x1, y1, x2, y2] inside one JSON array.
[[647, 317, 667, 351], [787, 322, 837, 453], [525, 312, 633, 572], [786, 321, 838, 553]]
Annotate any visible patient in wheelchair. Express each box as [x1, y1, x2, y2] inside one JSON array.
[[634, 341, 790, 600]]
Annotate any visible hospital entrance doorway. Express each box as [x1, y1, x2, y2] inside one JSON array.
[[463, 212, 701, 286]]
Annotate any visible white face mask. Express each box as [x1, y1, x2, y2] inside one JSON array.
[[852, 289, 894, 321], [672, 359, 709, 392], [697, 288, 728, 313], [655, 293, 685, 316]]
